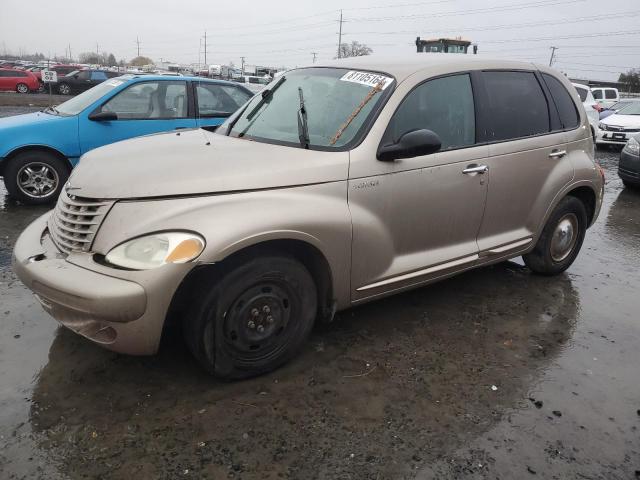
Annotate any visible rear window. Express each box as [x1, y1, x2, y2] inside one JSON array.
[[605, 89, 617, 99], [574, 86, 588, 102], [543, 74, 579, 130], [482, 71, 550, 142]]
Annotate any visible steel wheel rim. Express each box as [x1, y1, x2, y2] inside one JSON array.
[[550, 213, 578, 262], [17, 162, 59, 199], [222, 281, 294, 361]]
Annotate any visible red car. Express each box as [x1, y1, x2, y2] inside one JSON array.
[[0, 68, 39, 93]]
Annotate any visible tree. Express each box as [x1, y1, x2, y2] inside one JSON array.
[[78, 52, 102, 64], [338, 41, 373, 58], [129, 56, 153, 67], [619, 69, 640, 93], [107, 53, 117, 66]]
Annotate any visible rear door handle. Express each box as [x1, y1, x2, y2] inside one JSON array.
[[462, 165, 489, 174], [549, 150, 567, 159]]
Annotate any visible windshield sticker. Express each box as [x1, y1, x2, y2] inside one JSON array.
[[340, 71, 393, 90], [105, 80, 124, 87]]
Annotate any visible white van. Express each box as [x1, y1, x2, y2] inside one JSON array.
[[591, 87, 619, 109]]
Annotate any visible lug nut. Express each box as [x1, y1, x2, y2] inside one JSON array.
[[262, 305, 271, 314], [257, 325, 265, 333], [266, 315, 274, 324], [251, 308, 259, 317], [247, 320, 256, 329]]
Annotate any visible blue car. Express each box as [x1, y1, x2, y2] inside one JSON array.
[[0, 74, 253, 204]]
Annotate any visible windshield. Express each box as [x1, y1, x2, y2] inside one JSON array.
[[55, 78, 127, 116], [616, 102, 640, 116], [223, 67, 394, 149]]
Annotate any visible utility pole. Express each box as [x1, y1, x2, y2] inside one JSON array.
[[312, 52, 317, 63], [68, 43, 72, 61], [136, 36, 141, 57], [203, 31, 208, 66], [241, 56, 245, 74], [96, 42, 99, 55], [337, 10, 344, 59], [549, 46, 558, 67]]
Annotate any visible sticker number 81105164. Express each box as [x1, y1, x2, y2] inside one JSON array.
[[339, 71, 393, 90]]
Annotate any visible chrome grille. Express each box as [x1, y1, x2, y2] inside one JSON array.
[[48, 190, 114, 255]]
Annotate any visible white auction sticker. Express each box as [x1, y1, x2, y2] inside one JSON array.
[[340, 71, 393, 90], [106, 80, 124, 87]]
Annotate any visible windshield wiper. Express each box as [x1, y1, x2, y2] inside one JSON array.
[[42, 106, 60, 115], [297, 87, 310, 149], [226, 75, 286, 135]]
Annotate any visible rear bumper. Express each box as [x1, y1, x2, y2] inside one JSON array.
[[12, 212, 190, 355]]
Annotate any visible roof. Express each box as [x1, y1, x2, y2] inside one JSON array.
[[313, 54, 542, 83], [121, 74, 240, 85]]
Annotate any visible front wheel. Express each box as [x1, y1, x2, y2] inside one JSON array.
[[3, 151, 69, 205], [16, 83, 29, 94], [58, 83, 71, 95], [184, 255, 318, 379], [523, 196, 587, 276]]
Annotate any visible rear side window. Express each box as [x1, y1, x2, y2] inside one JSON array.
[[385, 73, 475, 150], [605, 89, 617, 99], [482, 71, 549, 141], [592, 89, 603, 100], [543, 74, 579, 130]]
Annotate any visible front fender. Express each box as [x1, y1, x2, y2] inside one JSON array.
[[91, 182, 353, 308], [0, 114, 80, 159]]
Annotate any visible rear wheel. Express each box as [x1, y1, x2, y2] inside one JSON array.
[[184, 255, 317, 379], [16, 83, 29, 94], [3, 151, 69, 205], [523, 196, 587, 276]]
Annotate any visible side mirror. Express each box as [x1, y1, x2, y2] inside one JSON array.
[[89, 111, 118, 121], [377, 129, 441, 161]]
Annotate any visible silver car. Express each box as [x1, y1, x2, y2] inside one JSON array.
[[13, 55, 604, 379]]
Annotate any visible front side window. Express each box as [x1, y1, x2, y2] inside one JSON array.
[[482, 71, 550, 141], [225, 67, 394, 149], [605, 89, 617, 100], [592, 89, 603, 100], [196, 83, 251, 117], [55, 78, 126, 116], [543, 74, 579, 130], [385, 73, 475, 150], [101, 81, 188, 119]]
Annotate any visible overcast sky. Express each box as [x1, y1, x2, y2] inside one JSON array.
[[2, 0, 639, 81]]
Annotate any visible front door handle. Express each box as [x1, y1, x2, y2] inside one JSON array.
[[549, 149, 567, 159], [462, 164, 489, 175]]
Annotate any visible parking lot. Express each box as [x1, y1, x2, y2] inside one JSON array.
[[0, 104, 638, 479]]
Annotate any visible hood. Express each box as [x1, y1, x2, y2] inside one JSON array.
[[601, 114, 640, 128], [0, 111, 67, 129], [68, 129, 349, 199]]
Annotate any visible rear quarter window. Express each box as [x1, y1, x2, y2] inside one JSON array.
[[574, 86, 588, 102], [481, 71, 550, 142], [543, 74, 580, 130]]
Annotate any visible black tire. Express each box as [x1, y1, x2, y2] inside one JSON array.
[[3, 151, 69, 205], [184, 255, 317, 379], [37, 82, 46, 93], [523, 196, 587, 276], [622, 179, 638, 189], [58, 83, 71, 95], [16, 83, 29, 94]]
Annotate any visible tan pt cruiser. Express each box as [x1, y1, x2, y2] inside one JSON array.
[[13, 56, 604, 379]]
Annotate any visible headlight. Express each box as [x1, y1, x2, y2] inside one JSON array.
[[598, 123, 607, 131], [105, 232, 205, 270], [624, 137, 640, 155]]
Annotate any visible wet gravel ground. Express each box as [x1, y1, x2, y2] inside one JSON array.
[[0, 107, 639, 479]]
